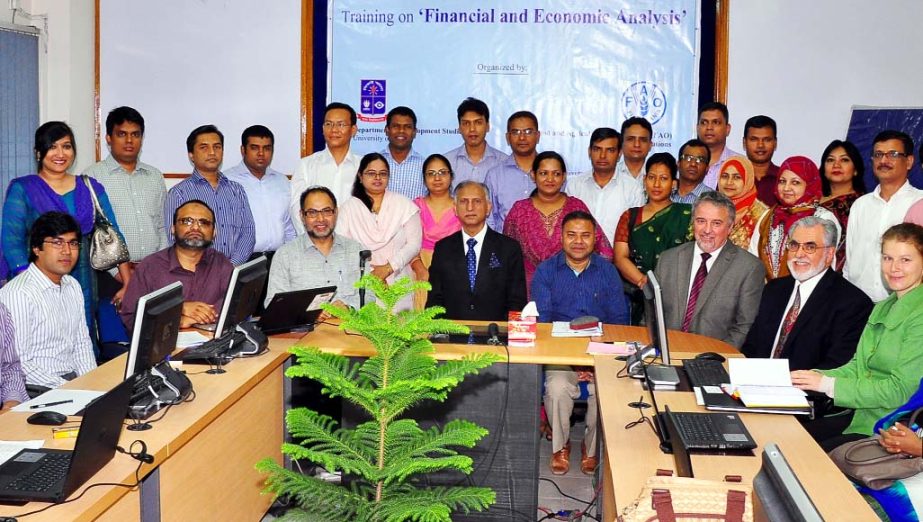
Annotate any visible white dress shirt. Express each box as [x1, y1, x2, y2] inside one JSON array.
[[770, 268, 828, 350], [687, 242, 726, 302], [615, 159, 644, 188], [0, 264, 96, 388], [225, 161, 297, 252], [567, 171, 645, 244], [844, 181, 923, 302], [290, 147, 361, 234], [462, 224, 489, 270]]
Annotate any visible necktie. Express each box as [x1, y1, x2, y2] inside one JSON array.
[[681, 252, 711, 332], [466, 238, 477, 291], [771, 285, 801, 358]]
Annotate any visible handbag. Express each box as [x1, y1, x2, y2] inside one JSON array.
[[619, 470, 753, 522], [82, 176, 130, 270], [828, 407, 923, 490]]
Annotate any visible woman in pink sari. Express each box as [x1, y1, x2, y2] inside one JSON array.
[[411, 154, 462, 309], [337, 152, 422, 311], [503, 151, 613, 295]]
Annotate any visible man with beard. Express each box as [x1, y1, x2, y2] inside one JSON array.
[[267, 186, 365, 320], [120, 200, 234, 330], [742, 216, 872, 369]]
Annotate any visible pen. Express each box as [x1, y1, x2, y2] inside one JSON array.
[[29, 399, 73, 410]]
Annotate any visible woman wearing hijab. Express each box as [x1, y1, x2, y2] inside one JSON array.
[[749, 156, 841, 280], [717, 155, 769, 249]]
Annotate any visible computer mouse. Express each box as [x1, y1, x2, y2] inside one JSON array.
[[27, 411, 67, 426], [695, 351, 726, 363]]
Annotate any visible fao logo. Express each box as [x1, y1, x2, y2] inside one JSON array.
[[621, 82, 667, 125]]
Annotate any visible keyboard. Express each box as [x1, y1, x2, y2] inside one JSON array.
[[682, 359, 730, 388], [173, 334, 233, 362], [6, 453, 71, 492]]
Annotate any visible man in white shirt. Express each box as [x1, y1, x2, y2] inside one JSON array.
[[845, 130, 923, 301], [290, 102, 361, 233], [0, 212, 96, 392], [614, 117, 653, 186], [567, 127, 645, 244]]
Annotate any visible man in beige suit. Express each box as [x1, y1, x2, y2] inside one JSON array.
[[654, 191, 764, 348]]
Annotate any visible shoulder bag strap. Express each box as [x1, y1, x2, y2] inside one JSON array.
[[81, 175, 109, 224]]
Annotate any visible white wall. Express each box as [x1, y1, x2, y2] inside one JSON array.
[[1, 0, 96, 173], [727, 0, 923, 162]]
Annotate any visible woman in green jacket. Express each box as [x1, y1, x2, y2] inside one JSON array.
[[792, 223, 923, 451]]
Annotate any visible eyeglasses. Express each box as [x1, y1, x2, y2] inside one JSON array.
[[508, 128, 537, 136], [176, 217, 214, 228], [425, 169, 451, 178], [680, 154, 708, 164], [785, 240, 829, 254], [43, 238, 80, 250], [323, 121, 351, 130], [871, 150, 907, 161], [302, 207, 335, 219], [362, 170, 389, 179]]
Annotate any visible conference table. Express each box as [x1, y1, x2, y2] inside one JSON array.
[[0, 322, 875, 520]]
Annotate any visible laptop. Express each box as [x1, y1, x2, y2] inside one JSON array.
[[642, 361, 757, 452], [0, 379, 132, 503], [257, 286, 336, 335]]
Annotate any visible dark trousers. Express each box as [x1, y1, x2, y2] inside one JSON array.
[[249, 250, 275, 315]]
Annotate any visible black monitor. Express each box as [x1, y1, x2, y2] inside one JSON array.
[[214, 256, 268, 338], [754, 443, 824, 522], [642, 271, 671, 365], [124, 281, 184, 380]]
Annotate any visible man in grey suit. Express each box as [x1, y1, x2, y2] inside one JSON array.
[[654, 191, 764, 347]]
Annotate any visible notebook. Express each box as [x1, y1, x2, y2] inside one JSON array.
[[0, 379, 132, 503]]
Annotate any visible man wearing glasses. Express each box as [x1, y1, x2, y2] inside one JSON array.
[[0, 212, 96, 392], [290, 102, 361, 234], [268, 186, 365, 320], [484, 110, 542, 230], [845, 130, 923, 301], [671, 139, 712, 204], [120, 200, 234, 329], [743, 216, 872, 369]]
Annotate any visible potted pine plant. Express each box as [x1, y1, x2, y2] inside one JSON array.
[[257, 276, 500, 521]]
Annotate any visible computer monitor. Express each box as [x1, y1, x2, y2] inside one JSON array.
[[642, 271, 671, 365], [214, 256, 268, 338], [124, 281, 184, 380], [754, 443, 823, 522]]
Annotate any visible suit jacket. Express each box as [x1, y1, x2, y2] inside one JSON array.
[[654, 241, 764, 348], [427, 227, 527, 321], [741, 269, 873, 370]]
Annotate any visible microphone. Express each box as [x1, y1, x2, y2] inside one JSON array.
[[487, 322, 501, 346], [359, 250, 372, 308]]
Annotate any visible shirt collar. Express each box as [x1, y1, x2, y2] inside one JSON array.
[[102, 155, 151, 175], [26, 263, 73, 291], [190, 169, 226, 185], [463, 224, 489, 245], [168, 246, 214, 273], [873, 179, 915, 201], [693, 241, 726, 262], [304, 233, 345, 253]]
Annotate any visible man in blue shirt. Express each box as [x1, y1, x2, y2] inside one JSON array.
[[532, 210, 628, 476], [381, 106, 426, 200]]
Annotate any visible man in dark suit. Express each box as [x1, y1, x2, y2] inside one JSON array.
[[742, 216, 872, 369], [654, 191, 764, 348], [427, 181, 527, 320]]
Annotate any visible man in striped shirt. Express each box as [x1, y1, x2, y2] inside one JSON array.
[[0, 212, 96, 391], [165, 125, 256, 265], [0, 303, 29, 409]]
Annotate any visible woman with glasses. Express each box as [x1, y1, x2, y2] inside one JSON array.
[[410, 154, 461, 309], [1, 121, 130, 350], [717, 155, 769, 249], [502, 151, 612, 296], [749, 156, 841, 279], [337, 152, 421, 311], [613, 152, 693, 324], [819, 140, 866, 271]]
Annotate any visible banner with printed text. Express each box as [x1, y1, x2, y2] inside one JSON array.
[[329, 0, 700, 174]]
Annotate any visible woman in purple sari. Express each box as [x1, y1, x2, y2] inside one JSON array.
[[1, 122, 130, 350]]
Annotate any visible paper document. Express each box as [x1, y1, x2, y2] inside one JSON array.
[[585, 341, 633, 355], [0, 441, 43, 466], [551, 321, 602, 337], [176, 331, 210, 348], [726, 359, 808, 408], [12, 389, 105, 416]]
